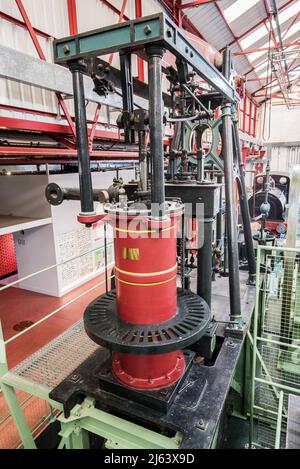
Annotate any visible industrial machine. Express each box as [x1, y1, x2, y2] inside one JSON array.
[[44, 13, 257, 449], [248, 165, 290, 238]]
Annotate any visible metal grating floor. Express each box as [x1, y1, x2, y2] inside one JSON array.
[[9, 320, 99, 390], [287, 394, 300, 449]]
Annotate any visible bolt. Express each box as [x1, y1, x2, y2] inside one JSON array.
[[144, 25, 152, 35], [196, 419, 205, 430], [63, 45, 70, 54]]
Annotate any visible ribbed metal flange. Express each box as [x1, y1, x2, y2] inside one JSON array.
[[84, 289, 210, 354]]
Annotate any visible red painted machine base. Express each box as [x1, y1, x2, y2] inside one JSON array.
[[112, 351, 185, 391]]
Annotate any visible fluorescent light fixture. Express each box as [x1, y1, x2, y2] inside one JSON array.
[[240, 25, 268, 49], [224, 0, 260, 23]]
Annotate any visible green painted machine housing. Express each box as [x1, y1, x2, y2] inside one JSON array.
[[175, 117, 224, 171]]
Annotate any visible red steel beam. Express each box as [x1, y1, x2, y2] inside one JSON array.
[[0, 147, 139, 159], [159, 0, 204, 39], [99, 0, 129, 21], [15, 0, 46, 60], [253, 105, 257, 138], [108, 0, 127, 65], [0, 116, 122, 141], [135, 0, 144, 82], [89, 104, 102, 150], [67, 0, 78, 35], [0, 11, 50, 39], [15, 0, 76, 139], [242, 94, 247, 133], [282, 11, 300, 40], [233, 41, 300, 55], [248, 99, 253, 136]]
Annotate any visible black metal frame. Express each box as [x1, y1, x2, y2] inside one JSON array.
[[53, 12, 256, 335]]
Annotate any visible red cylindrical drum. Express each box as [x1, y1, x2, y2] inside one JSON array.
[[112, 351, 185, 390], [106, 205, 185, 391], [112, 213, 180, 324]]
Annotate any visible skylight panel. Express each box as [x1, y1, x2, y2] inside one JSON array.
[[223, 0, 260, 24], [248, 42, 270, 64], [255, 62, 268, 74], [279, 1, 300, 26], [283, 20, 300, 40], [240, 25, 268, 49], [250, 49, 268, 63]]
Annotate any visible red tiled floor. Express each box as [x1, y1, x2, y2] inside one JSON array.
[[0, 271, 112, 369]]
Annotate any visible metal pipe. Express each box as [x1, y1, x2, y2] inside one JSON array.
[[232, 107, 256, 283], [182, 84, 212, 116], [221, 49, 241, 320], [196, 128, 204, 182], [216, 174, 223, 244], [69, 61, 95, 216], [45, 183, 109, 206], [146, 46, 166, 218]]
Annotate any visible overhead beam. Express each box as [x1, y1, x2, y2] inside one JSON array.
[[54, 13, 237, 103], [0, 147, 139, 159], [0, 44, 148, 110]]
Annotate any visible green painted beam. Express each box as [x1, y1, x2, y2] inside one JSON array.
[[58, 398, 180, 450], [54, 13, 237, 104]]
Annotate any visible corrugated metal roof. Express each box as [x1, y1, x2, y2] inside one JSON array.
[[183, 0, 300, 104]]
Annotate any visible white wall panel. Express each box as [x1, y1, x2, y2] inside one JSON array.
[[0, 0, 171, 121], [0, 0, 69, 38], [269, 106, 300, 143], [270, 146, 300, 174]]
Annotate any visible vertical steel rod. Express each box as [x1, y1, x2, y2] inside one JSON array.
[[221, 49, 241, 320], [275, 390, 284, 449], [69, 61, 94, 216], [232, 107, 256, 283], [249, 246, 261, 448], [146, 47, 165, 218]]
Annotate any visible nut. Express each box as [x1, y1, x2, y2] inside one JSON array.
[[144, 25, 152, 35]]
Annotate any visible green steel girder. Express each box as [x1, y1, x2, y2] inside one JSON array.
[[54, 13, 238, 104], [57, 397, 181, 450]]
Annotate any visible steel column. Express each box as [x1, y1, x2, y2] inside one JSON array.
[[146, 47, 166, 218], [221, 49, 241, 321], [232, 107, 256, 283], [69, 61, 94, 216]]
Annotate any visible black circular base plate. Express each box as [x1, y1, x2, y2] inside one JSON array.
[[84, 288, 210, 354]]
